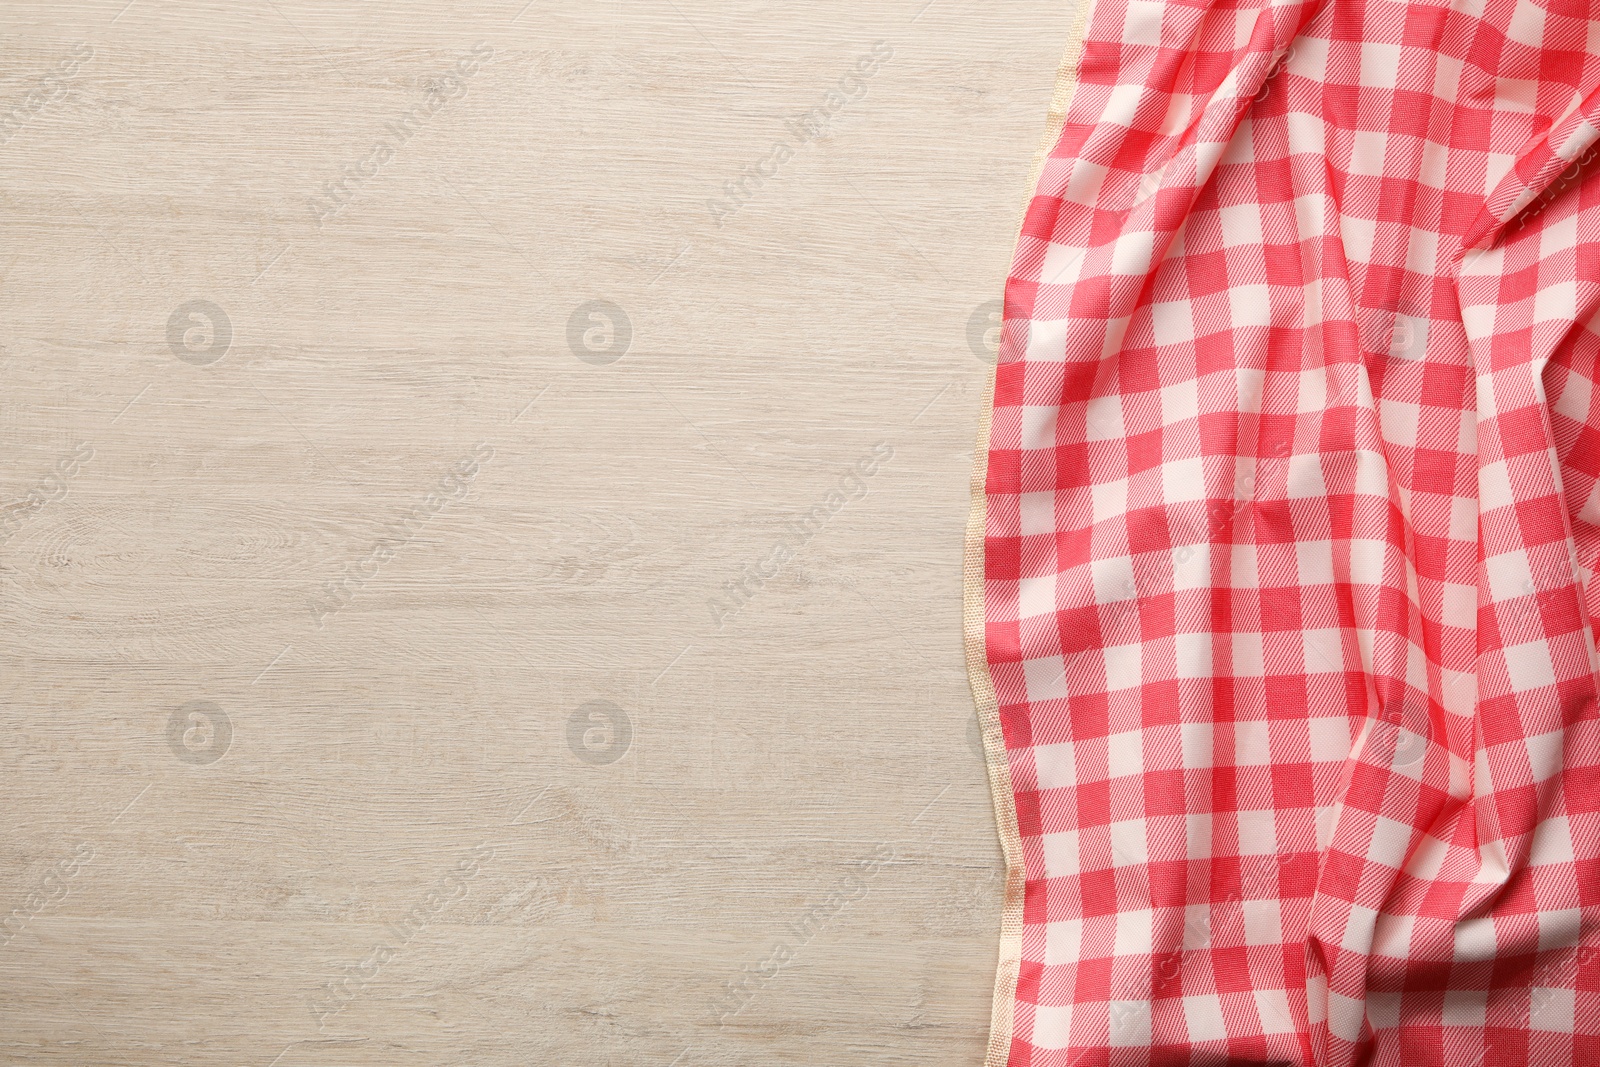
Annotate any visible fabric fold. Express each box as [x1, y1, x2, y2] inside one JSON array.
[[974, 0, 1600, 1061]]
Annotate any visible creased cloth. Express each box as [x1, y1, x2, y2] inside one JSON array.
[[980, 0, 1600, 1061]]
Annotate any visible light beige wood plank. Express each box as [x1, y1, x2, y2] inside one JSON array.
[[0, 2, 1075, 1062]]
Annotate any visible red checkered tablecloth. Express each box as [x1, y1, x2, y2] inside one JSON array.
[[976, 0, 1600, 1061]]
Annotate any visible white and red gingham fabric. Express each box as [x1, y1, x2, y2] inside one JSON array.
[[982, 0, 1600, 1061]]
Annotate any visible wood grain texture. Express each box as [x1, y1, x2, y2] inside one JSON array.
[[0, 2, 1076, 1063]]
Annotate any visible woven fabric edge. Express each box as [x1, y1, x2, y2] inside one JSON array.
[[965, 6, 1093, 1065]]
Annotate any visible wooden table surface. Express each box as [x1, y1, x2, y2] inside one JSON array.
[[0, 3, 1075, 1063]]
